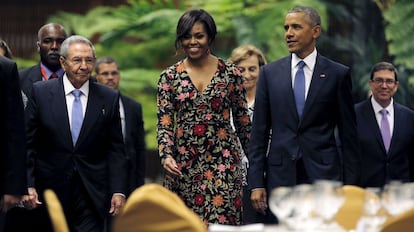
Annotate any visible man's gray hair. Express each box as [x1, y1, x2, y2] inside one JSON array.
[[60, 35, 95, 58], [289, 6, 321, 27]]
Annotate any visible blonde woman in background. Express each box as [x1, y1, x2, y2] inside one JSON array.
[[228, 45, 267, 224]]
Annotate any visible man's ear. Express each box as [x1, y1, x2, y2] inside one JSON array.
[[313, 25, 321, 39]]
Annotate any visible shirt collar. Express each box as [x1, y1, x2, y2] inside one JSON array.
[[291, 48, 317, 71], [40, 63, 64, 78], [63, 73, 90, 97], [371, 96, 394, 114]]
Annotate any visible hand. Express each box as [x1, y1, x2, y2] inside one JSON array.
[[109, 194, 125, 216], [21, 187, 42, 210], [0, 194, 21, 212], [251, 188, 268, 215], [162, 155, 182, 179]]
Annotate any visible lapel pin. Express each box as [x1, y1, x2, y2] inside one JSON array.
[[320, 74, 326, 78]]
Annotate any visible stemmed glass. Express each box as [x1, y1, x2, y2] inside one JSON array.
[[288, 184, 320, 231], [268, 186, 294, 229], [382, 181, 404, 217], [313, 180, 345, 229], [360, 187, 386, 232]]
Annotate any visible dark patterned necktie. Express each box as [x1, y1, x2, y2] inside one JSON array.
[[49, 72, 58, 80]]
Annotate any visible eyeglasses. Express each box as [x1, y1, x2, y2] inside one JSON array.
[[98, 71, 119, 76], [371, 78, 396, 86], [66, 56, 96, 66]]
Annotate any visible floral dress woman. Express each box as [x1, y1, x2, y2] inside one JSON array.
[[157, 58, 251, 225]]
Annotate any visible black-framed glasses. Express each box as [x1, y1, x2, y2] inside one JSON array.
[[371, 78, 396, 86]]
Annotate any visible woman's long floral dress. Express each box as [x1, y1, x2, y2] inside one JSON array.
[[157, 58, 251, 225]]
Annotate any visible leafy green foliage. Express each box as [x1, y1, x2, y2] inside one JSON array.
[[119, 68, 160, 150], [382, 0, 414, 90], [14, 0, 414, 150]]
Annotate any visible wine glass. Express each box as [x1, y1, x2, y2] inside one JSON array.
[[382, 181, 404, 217], [268, 186, 294, 229], [360, 187, 386, 232], [313, 180, 345, 229], [288, 184, 320, 230]]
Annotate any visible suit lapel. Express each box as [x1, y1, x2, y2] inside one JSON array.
[[76, 82, 102, 147], [31, 65, 43, 83], [365, 100, 385, 149], [282, 57, 299, 121], [50, 78, 72, 149], [302, 55, 327, 119], [388, 103, 401, 157]]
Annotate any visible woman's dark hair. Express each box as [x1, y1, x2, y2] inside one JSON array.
[[174, 9, 217, 51]]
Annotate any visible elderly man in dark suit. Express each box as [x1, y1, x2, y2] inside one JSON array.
[[19, 23, 67, 105], [0, 56, 27, 232], [248, 6, 361, 223], [94, 56, 146, 194], [22, 35, 127, 232], [355, 62, 414, 188]]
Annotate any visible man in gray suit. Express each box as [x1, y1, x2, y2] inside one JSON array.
[[248, 6, 361, 223], [355, 62, 414, 188]]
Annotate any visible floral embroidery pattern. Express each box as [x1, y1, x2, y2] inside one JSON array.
[[157, 58, 250, 225]]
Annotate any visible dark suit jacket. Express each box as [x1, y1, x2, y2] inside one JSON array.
[[355, 98, 414, 187], [25, 76, 127, 218], [0, 56, 27, 196], [19, 64, 43, 99], [248, 54, 360, 191], [121, 95, 146, 195]]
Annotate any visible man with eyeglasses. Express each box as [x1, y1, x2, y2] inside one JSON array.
[[94, 56, 146, 229], [21, 35, 127, 231], [355, 61, 414, 188], [94, 57, 146, 194]]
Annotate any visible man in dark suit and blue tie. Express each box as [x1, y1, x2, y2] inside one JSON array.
[[94, 56, 146, 195], [248, 6, 361, 222], [22, 35, 127, 232], [355, 62, 414, 188], [0, 55, 27, 232]]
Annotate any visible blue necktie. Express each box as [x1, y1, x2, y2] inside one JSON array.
[[71, 89, 83, 145], [380, 109, 391, 152], [294, 61, 306, 117]]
